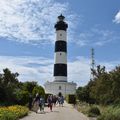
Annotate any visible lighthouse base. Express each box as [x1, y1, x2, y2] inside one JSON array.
[[44, 81, 76, 97]]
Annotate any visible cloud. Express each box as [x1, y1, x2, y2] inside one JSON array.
[[0, 56, 54, 85], [0, 0, 77, 44], [68, 57, 91, 86], [0, 56, 119, 87], [113, 10, 120, 24], [73, 28, 120, 47]]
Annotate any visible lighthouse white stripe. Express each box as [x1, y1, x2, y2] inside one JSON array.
[[54, 52, 67, 64], [54, 76, 67, 82], [56, 30, 67, 42]]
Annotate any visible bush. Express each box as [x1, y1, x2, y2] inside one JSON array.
[[88, 106, 100, 117], [66, 94, 76, 104], [97, 106, 120, 120], [15, 90, 29, 105], [0, 111, 18, 120], [8, 105, 29, 118], [0, 105, 29, 120]]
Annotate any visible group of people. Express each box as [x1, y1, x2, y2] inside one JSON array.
[[47, 95, 64, 111], [29, 93, 64, 113]]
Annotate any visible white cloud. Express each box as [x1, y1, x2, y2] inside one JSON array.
[[73, 28, 120, 47], [0, 0, 77, 44], [113, 10, 120, 24], [0, 56, 54, 86], [0, 56, 119, 87]]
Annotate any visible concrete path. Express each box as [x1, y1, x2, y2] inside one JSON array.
[[20, 102, 89, 120]]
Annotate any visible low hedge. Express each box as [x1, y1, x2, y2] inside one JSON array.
[[0, 105, 29, 120], [66, 94, 76, 104], [88, 106, 101, 117], [97, 106, 120, 120]]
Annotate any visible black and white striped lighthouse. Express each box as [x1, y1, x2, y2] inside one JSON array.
[[44, 15, 76, 96], [54, 14, 68, 82]]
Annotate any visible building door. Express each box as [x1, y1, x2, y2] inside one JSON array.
[[58, 92, 62, 97]]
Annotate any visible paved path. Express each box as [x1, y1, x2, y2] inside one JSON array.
[[20, 102, 89, 120]]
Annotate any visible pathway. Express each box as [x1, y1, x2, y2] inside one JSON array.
[[20, 102, 89, 120]]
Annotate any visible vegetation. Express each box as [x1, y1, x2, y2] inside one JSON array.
[[77, 101, 100, 117], [88, 106, 100, 117], [97, 106, 120, 120], [0, 105, 29, 120], [76, 65, 120, 105], [0, 68, 45, 106], [66, 94, 76, 104], [76, 65, 120, 119]]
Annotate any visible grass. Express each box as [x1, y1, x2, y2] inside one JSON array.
[[77, 101, 120, 120]]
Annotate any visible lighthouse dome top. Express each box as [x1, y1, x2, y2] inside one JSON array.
[[58, 14, 65, 21], [55, 14, 68, 31]]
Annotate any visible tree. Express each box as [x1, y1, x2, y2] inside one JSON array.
[[0, 68, 19, 104], [22, 81, 37, 93], [110, 66, 120, 103], [32, 85, 45, 97]]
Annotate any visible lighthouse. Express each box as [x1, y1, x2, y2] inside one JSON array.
[[44, 15, 76, 96], [54, 14, 68, 82]]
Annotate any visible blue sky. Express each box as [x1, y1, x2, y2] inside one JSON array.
[[0, 0, 120, 87]]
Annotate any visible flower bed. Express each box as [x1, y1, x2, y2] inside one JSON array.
[[0, 105, 29, 120]]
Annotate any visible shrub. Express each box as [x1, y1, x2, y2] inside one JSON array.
[[0, 111, 18, 120], [66, 94, 76, 104], [88, 106, 101, 117], [8, 105, 29, 118], [15, 90, 29, 105], [97, 106, 120, 120], [0, 105, 29, 120]]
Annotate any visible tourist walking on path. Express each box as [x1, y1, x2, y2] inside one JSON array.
[[58, 96, 61, 106], [47, 95, 53, 112], [53, 95, 57, 107], [39, 96, 45, 113], [32, 93, 40, 113], [60, 95, 64, 107]]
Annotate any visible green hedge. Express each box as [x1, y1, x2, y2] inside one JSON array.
[[88, 106, 101, 117], [66, 94, 76, 104], [0, 105, 29, 120], [97, 106, 120, 120]]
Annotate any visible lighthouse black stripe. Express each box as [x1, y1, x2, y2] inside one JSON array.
[[54, 21, 68, 31], [55, 41, 67, 52], [54, 64, 67, 76]]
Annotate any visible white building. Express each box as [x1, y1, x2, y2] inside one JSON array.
[[44, 15, 76, 97]]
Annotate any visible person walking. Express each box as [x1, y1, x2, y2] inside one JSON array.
[[53, 95, 57, 107], [39, 96, 45, 113], [60, 96, 64, 107], [47, 95, 53, 112], [32, 93, 40, 113]]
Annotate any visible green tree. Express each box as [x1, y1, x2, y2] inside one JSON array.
[[0, 68, 19, 103], [110, 66, 120, 103], [22, 81, 37, 93], [32, 85, 45, 97]]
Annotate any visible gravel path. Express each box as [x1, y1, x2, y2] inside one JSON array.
[[20, 102, 89, 120]]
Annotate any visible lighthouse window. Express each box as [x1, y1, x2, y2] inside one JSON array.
[[59, 86, 62, 90], [60, 34, 62, 36], [60, 53, 62, 55]]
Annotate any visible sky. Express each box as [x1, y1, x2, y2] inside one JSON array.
[[0, 0, 120, 87]]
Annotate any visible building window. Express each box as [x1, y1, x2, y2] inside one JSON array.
[[60, 53, 62, 55], [59, 86, 61, 90], [60, 34, 62, 36]]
